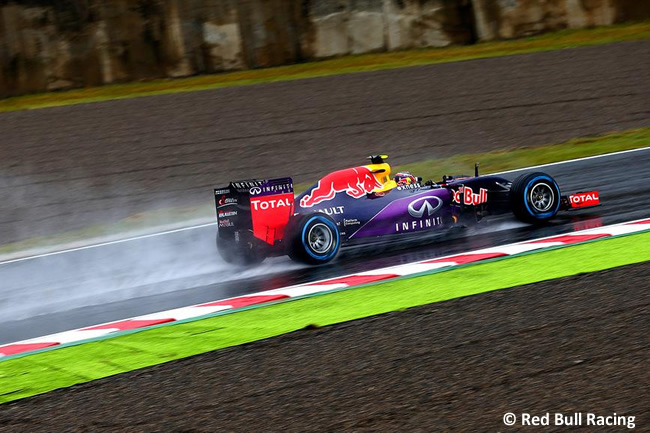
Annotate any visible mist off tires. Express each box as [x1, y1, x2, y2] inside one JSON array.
[[217, 232, 267, 266], [510, 172, 561, 224], [288, 214, 340, 265]]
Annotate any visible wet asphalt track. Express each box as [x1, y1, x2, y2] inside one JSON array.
[[1, 148, 649, 345]]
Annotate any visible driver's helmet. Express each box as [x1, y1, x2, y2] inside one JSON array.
[[394, 172, 417, 186]]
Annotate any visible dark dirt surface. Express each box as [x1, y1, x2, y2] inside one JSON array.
[[0, 41, 648, 244], [1, 261, 648, 432]]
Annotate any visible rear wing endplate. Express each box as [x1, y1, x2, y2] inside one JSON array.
[[215, 177, 294, 245]]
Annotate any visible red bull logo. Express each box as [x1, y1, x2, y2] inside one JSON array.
[[300, 166, 383, 208], [452, 186, 488, 206]]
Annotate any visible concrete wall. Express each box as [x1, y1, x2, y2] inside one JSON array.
[[472, 0, 650, 41], [0, 0, 648, 97], [471, 0, 621, 40], [0, 0, 247, 96], [304, 0, 475, 57], [0, 0, 477, 96]]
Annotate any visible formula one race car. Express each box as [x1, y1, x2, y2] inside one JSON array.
[[215, 155, 600, 265]]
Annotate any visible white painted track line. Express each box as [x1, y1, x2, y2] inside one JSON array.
[[2, 218, 649, 358], [0, 222, 216, 266]]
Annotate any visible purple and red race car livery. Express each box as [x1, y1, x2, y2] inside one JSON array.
[[215, 155, 600, 265]]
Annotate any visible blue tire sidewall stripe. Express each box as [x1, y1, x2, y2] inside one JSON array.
[[523, 175, 561, 219], [301, 215, 340, 261]]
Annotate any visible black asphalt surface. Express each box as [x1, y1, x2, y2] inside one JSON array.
[[1, 148, 649, 345], [0, 41, 648, 244], [2, 261, 648, 432]]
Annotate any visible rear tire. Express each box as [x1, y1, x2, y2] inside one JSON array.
[[510, 172, 561, 224], [287, 214, 341, 265], [217, 231, 267, 266]]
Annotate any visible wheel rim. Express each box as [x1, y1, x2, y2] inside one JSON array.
[[529, 183, 555, 212], [307, 223, 333, 254]]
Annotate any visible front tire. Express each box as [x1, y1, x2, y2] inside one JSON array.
[[510, 172, 561, 224], [287, 214, 341, 265]]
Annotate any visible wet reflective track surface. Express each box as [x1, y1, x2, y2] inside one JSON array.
[[2, 148, 649, 344]]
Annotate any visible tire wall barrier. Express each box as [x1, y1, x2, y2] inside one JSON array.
[[1, 0, 648, 97]]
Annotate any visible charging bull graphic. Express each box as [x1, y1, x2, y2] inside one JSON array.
[[300, 166, 383, 208]]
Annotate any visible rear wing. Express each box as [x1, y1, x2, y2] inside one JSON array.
[[215, 177, 294, 245]]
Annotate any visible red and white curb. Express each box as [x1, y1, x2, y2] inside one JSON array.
[[2, 218, 649, 358]]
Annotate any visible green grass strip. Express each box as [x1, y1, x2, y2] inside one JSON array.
[[1, 22, 649, 113], [2, 230, 650, 403]]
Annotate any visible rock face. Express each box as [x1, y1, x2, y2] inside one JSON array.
[[305, 0, 476, 57], [471, 0, 623, 40], [0, 0, 648, 97]]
